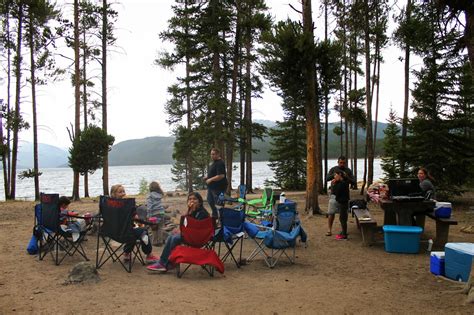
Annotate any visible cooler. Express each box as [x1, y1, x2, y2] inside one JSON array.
[[383, 225, 423, 254], [434, 202, 452, 218], [430, 251, 445, 276], [444, 243, 474, 282]]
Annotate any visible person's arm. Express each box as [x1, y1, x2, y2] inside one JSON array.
[[345, 169, 356, 185], [206, 174, 225, 185], [327, 167, 336, 181]]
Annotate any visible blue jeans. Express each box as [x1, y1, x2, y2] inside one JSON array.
[[159, 234, 182, 266], [207, 189, 221, 218]]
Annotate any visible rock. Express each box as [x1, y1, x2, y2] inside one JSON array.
[[467, 288, 474, 303], [64, 262, 100, 285]]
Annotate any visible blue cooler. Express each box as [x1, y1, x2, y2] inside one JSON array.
[[430, 251, 445, 276], [445, 243, 474, 282], [383, 225, 423, 254], [434, 202, 452, 218]]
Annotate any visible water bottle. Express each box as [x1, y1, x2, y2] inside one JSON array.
[[280, 192, 286, 203], [427, 239, 433, 252]]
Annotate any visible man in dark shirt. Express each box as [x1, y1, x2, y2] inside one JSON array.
[[326, 156, 355, 239], [204, 148, 227, 218]]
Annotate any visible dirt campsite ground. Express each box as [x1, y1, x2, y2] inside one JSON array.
[[1, 190, 473, 314]]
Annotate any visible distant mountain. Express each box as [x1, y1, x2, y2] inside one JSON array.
[[11, 121, 389, 168], [15, 142, 68, 169], [109, 136, 175, 166]]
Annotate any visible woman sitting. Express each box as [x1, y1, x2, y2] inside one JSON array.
[[147, 191, 209, 273], [109, 184, 159, 264], [417, 167, 436, 200]]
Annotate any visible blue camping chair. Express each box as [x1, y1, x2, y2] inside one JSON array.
[[213, 207, 246, 268], [37, 193, 89, 265], [246, 200, 307, 268], [218, 184, 247, 210]]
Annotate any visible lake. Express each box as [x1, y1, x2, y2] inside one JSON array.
[[0, 159, 383, 201]]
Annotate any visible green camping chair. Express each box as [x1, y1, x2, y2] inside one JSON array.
[[245, 187, 274, 223]]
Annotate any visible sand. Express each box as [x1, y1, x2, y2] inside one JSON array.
[[1, 190, 473, 314]]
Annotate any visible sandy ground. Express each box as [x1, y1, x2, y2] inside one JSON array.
[[1, 190, 474, 314]]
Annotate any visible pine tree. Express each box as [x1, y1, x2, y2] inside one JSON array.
[[380, 108, 401, 181], [405, 2, 474, 197], [268, 96, 306, 190]]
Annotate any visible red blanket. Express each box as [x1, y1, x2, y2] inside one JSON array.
[[169, 246, 225, 274]]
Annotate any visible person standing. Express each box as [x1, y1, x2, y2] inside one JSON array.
[[326, 156, 355, 239], [204, 148, 227, 219]]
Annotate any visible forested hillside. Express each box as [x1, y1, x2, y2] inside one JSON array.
[[108, 121, 387, 165]]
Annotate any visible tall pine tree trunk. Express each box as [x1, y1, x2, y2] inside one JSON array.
[[82, 20, 89, 198], [101, 0, 110, 196], [401, 0, 412, 174], [303, 0, 320, 214], [323, 0, 329, 193], [72, 0, 81, 200], [11, 3, 24, 200], [29, 8, 40, 201], [364, 0, 374, 187], [227, 0, 241, 195], [244, 36, 252, 191], [3, 3, 12, 200]]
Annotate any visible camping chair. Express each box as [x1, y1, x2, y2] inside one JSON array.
[[245, 187, 274, 224], [246, 201, 306, 268], [95, 196, 145, 273], [37, 193, 89, 265], [213, 207, 246, 268], [168, 215, 224, 278]]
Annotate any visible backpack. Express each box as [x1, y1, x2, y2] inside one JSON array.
[[27, 226, 41, 255]]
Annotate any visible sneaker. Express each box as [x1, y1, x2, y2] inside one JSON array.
[[147, 261, 167, 272], [72, 232, 80, 242], [141, 233, 149, 245], [145, 254, 160, 264], [335, 234, 348, 240]]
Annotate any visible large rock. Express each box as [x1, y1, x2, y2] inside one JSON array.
[[65, 262, 100, 285]]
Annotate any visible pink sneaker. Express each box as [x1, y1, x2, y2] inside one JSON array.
[[145, 254, 160, 264], [147, 261, 167, 272], [335, 234, 348, 240]]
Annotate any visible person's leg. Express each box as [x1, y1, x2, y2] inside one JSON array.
[[133, 227, 152, 255], [339, 202, 349, 236], [159, 234, 182, 266], [326, 195, 337, 235], [207, 188, 218, 218]]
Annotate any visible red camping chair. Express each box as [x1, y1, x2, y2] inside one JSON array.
[[169, 216, 224, 278]]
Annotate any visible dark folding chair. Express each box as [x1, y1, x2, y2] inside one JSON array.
[[169, 215, 224, 278], [95, 196, 145, 273], [213, 207, 246, 268], [37, 193, 89, 265]]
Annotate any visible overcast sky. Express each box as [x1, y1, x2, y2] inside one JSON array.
[[2, 0, 414, 149]]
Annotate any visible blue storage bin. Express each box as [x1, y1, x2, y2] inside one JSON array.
[[430, 252, 445, 276], [383, 225, 423, 254], [445, 243, 474, 282]]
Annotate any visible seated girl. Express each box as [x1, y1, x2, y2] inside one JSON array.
[[109, 184, 159, 264], [147, 191, 209, 272]]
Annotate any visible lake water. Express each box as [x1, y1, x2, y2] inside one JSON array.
[[0, 159, 383, 201]]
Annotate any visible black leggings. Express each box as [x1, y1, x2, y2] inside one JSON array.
[[124, 227, 152, 255], [339, 202, 349, 235]]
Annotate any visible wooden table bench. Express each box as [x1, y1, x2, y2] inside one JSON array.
[[426, 212, 458, 250], [353, 208, 377, 246]]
